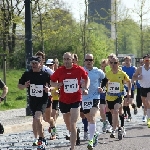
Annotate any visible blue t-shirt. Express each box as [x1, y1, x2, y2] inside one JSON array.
[[136, 80, 141, 88], [82, 67, 105, 101], [122, 66, 136, 91]]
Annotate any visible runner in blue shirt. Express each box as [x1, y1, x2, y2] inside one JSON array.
[[82, 54, 105, 149]]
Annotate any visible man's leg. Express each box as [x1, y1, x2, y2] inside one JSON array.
[[146, 92, 150, 127], [70, 107, 80, 150], [35, 111, 44, 139], [112, 103, 121, 131]]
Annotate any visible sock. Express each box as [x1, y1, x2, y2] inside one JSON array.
[[126, 106, 131, 117], [82, 118, 88, 132], [119, 114, 124, 127], [107, 112, 112, 126], [89, 123, 96, 140], [123, 106, 127, 115], [147, 109, 150, 118]]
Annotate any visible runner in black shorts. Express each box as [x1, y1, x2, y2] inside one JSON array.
[[18, 56, 51, 147]]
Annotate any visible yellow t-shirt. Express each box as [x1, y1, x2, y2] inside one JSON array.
[[106, 70, 130, 101], [51, 88, 59, 100]]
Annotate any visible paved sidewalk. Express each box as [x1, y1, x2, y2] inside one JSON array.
[[0, 106, 149, 149]]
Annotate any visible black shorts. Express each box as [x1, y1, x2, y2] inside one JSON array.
[[82, 99, 100, 114], [136, 88, 142, 108], [124, 90, 134, 98], [52, 100, 59, 110], [46, 96, 52, 108], [59, 101, 80, 114], [107, 97, 122, 110], [141, 87, 150, 97], [100, 99, 106, 104], [30, 99, 48, 116]]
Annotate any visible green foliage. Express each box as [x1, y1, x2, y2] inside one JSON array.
[[0, 69, 26, 110]]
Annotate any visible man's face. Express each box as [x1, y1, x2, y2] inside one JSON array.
[[47, 64, 54, 70], [101, 63, 106, 71], [36, 55, 43, 66], [84, 55, 94, 68], [31, 61, 41, 71], [125, 58, 131, 66], [143, 57, 150, 65], [63, 53, 73, 68], [139, 60, 144, 66], [110, 58, 119, 70], [73, 58, 78, 65]]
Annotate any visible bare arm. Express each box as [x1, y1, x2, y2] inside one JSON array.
[[83, 77, 90, 90], [1, 85, 8, 98], [132, 67, 141, 81], [50, 81, 63, 88]]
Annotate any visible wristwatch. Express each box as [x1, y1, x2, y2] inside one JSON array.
[[0, 97, 4, 101]]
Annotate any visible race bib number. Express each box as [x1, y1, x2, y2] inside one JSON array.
[[30, 84, 43, 97], [82, 100, 93, 110], [63, 79, 79, 93], [108, 82, 120, 94]]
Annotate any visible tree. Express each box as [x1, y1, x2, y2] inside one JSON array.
[[131, 0, 150, 56]]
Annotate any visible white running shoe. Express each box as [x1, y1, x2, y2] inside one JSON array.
[[121, 127, 126, 136], [106, 124, 112, 133], [142, 116, 147, 122]]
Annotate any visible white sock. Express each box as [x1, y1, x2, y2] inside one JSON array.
[[89, 123, 96, 140], [147, 109, 150, 118]]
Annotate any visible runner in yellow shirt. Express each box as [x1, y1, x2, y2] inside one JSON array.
[[105, 56, 131, 139]]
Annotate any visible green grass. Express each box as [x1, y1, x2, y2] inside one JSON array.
[[0, 69, 27, 110]]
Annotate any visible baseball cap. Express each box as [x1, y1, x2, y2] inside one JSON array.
[[30, 56, 41, 63], [46, 59, 54, 65]]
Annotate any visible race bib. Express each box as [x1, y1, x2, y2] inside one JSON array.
[[108, 82, 120, 94], [30, 84, 43, 97], [82, 100, 93, 110], [63, 79, 79, 93]]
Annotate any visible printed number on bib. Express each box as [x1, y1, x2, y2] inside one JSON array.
[[63, 79, 79, 93], [30, 84, 43, 97], [82, 100, 93, 110], [108, 82, 120, 94]]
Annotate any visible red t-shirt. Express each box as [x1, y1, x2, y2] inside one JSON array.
[[50, 65, 88, 104]]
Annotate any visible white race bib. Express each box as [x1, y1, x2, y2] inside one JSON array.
[[82, 100, 93, 110], [30, 84, 43, 97], [63, 79, 79, 93], [108, 82, 120, 94]]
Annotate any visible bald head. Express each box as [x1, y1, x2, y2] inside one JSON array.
[[85, 54, 94, 59]]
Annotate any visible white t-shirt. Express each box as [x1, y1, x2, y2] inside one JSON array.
[[42, 65, 54, 75]]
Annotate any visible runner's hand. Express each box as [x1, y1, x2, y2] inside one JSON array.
[[57, 82, 63, 88], [44, 86, 49, 93], [98, 87, 103, 93], [82, 89, 88, 95], [25, 80, 30, 88], [127, 91, 131, 99], [138, 75, 142, 80]]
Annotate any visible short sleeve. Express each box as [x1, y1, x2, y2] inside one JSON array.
[[18, 72, 27, 85], [0, 79, 5, 88], [80, 67, 88, 80], [50, 69, 59, 82]]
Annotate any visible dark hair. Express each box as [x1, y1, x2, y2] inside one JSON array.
[[72, 54, 78, 61], [143, 54, 150, 59]]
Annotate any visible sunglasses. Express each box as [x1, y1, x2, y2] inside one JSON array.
[[85, 59, 93, 61], [110, 61, 118, 64], [47, 64, 53, 66]]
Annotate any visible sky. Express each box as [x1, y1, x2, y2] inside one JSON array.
[[63, 0, 150, 24]]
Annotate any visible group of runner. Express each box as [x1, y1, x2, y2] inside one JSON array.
[[17, 51, 150, 150]]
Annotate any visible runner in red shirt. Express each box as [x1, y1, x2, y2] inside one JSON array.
[[51, 52, 90, 150]]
